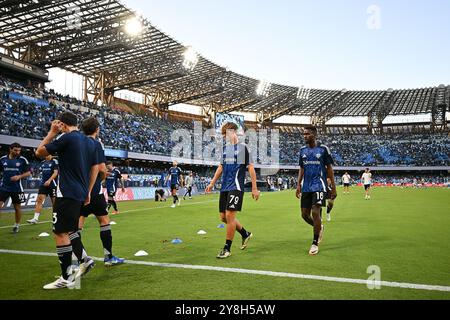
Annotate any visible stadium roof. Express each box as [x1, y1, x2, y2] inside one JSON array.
[[0, 0, 448, 128]]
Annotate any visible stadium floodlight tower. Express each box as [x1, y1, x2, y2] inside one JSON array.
[[256, 80, 271, 97], [183, 47, 199, 72], [125, 16, 144, 36]]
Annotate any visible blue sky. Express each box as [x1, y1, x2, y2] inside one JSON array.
[[123, 0, 450, 90]]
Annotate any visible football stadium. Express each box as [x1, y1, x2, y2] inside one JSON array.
[[0, 0, 449, 305]]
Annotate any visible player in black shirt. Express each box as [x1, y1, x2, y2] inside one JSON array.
[[36, 112, 100, 289]]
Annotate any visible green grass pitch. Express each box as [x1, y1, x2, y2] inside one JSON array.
[[0, 186, 449, 300]]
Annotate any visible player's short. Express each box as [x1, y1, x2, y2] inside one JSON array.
[[364, 184, 371, 190], [80, 194, 108, 217], [52, 197, 82, 234], [38, 185, 57, 197], [301, 191, 326, 208], [107, 189, 116, 197], [219, 190, 244, 212], [0, 190, 26, 204], [170, 184, 179, 192], [344, 183, 350, 187]]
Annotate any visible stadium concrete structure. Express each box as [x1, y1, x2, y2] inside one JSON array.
[[0, 0, 449, 174]]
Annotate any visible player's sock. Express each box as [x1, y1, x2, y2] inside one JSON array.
[[69, 232, 86, 263], [100, 224, 113, 259], [112, 200, 118, 211], [327, 206, 331, 214], [224, 239, 232, 251], [237, 227, 250, 238], [56, 244, 73, 280], [33, 212, 40, 220], [312, 234, 319, 246], [173, 195, 178, 204], [107, 200, 112, 210]]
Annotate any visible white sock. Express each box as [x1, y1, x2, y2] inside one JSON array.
[[14, 223, 20, 227], [34, 212, 40, 220]]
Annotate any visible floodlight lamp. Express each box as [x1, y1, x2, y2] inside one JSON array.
[[256, 80, 271, 97], [297, 86, 311, 100], [125, 17, 143, 36], [183, 47, 199, 71]]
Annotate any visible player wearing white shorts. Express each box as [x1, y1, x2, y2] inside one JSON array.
[[342, 172, 351, 194], [361, 168, 372, 200]]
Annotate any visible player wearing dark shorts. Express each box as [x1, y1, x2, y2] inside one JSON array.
[[27, 155, 59, 224], [166, 161, 183, 208], [105, 162, 125, 214], [0, 143, 31, 233], [36, 112, 99, 290], [79, 118, 124, 266], [296, 126, 337, 256], [206, 122, 260, 259], [155, 188, 167, 202]]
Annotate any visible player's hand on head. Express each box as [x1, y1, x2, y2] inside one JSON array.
[[50, 120, 62, 134]]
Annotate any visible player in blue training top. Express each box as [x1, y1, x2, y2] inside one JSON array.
[[105, 161, 125, 215], [165, 161, 183, 208], [79, 117, 124, 267], [36, 111, 100, 290], [0, 142, 31, 233], [296, 125, 337, 256], [206, 122, 260, 259], [27, 155, 58, 224]]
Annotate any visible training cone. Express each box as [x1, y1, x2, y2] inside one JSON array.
[[38, 232, 50, 237], [171, 238, 183, 244], [134, 250, 149, 257], [110, 221, 117, 225], [217, 224, 225, 229], [197, 230, 207, 235]]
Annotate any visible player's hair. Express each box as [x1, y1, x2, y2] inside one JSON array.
[[57, 111, 78, 126], [221, 122, 238, 135], [106, 161, 113, 166], [303, 125, 317, 135], [81, 117, 100, 135], [9, 142, 21, 150]]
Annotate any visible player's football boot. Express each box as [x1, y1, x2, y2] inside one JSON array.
[[11, 225, 19, 234], [216, 248, 231, 259], [309, 244, 319, 255], [104, 256, 125, 266], [240, 232, 253, 250], [27, 218, 38, 224], [77, 257, 95, 278], [43, 276, 76, 290]]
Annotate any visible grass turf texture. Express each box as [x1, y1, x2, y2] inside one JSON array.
[[0, 187, 449, 300]]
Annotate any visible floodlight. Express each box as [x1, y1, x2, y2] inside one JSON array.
[[125, 17, 143, 36], [296, 86, 311, 100], [256, 80, 271, 97], [183, 47, 199, 71]]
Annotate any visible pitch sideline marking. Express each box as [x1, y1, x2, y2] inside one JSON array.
[[0, 249, 449, 293], [0, 199, 217, 229]]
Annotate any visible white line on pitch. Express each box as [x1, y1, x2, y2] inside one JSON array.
[[0, 220, 52, 229], [0, 199, 216, 229], [0, 249, 449, 293]]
